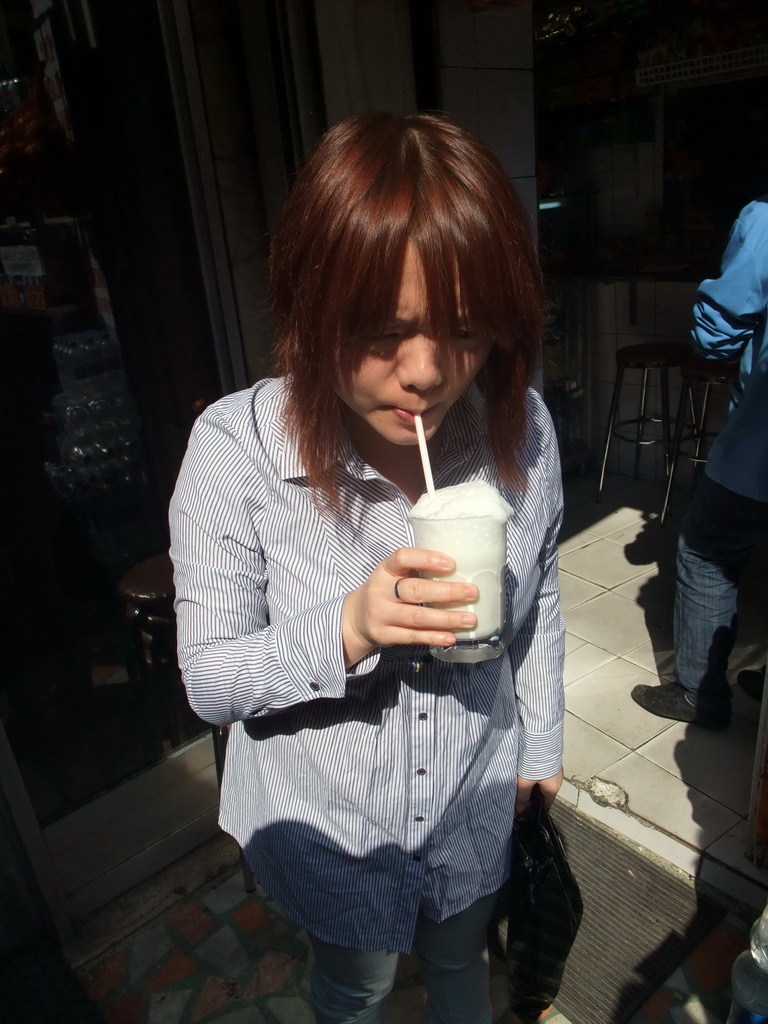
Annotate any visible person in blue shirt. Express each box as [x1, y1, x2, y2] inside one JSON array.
[[632, 196, 768, 729]]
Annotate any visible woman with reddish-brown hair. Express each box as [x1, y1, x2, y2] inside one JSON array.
[[170, 112, 565, 1024]]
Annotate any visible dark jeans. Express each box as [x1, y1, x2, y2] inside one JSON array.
[[675, 474, 768, 719]]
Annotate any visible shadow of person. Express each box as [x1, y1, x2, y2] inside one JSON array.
[[656, 721, 760, 1019], [237, 815, 518, 1017], [613, 524, 768, 1018], [613, 891, 739, 1023], [621, 511, 681, 681]]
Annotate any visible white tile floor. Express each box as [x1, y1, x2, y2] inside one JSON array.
[[558, 470, 768, 911]]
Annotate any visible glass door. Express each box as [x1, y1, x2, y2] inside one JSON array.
[[0, 0, 235, 925]]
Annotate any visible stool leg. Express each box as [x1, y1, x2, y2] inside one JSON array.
[[212, 725, 228, 787], [633, 367, 650, 478], [660, 365, 672, 476], [684, 382, 708, 497], [696, 382, 716, 458], [660, 379, 689, 526], [597, 365, 624, 500], [686, 381, 699, 435]]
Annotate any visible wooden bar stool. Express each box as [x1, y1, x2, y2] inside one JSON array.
[[118, 553, 182, 751], [659, 352, 740, 525], [596, 341, 691, 500]]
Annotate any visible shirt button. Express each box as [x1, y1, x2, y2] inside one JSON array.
[[415, 815, 424, 822], [418, 712, 428, 720], [416, 767, 426, 775], [309, 683, 321, 691], [413, 854, 422, 861]]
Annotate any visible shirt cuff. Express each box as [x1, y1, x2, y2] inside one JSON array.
[[346, 648, 381, 677], [273, 595, 350, 702], [517, 723, 564, 781]]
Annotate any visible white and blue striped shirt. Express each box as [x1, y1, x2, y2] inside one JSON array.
[[169, 377, 564, 953]]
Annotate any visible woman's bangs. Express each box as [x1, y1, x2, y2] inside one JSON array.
[[416, 227, 511, 347], [333, 261, 402, 354], [332, 219, 411, 351]]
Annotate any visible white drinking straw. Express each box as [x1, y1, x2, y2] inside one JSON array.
[[414, 414, 435, 498]]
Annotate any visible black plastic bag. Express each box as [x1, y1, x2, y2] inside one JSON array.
[[489, 787, 583, 1023]]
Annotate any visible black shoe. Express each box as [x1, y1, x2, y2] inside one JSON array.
[[630, 682, 730, 730], [738, 668, 765, 703]]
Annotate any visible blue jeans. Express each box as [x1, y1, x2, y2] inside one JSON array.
[[309, 892, 499, 1024], [675, 474, 768, 719]]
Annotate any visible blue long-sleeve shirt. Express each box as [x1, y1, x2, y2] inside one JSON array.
[[169, 377, 565, 953], [692, 195, 768, 502]]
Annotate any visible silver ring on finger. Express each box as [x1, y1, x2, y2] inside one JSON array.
[[394, 578, 405, 602]]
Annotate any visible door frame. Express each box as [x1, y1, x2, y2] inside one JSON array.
[[0, 726, 220, 934], [155, 0, 251, 397], [0, 721, 72, 938]]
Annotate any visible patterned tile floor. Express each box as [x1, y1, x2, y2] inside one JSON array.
[[68, 836, 753, 1024]]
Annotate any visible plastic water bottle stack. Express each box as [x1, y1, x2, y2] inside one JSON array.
[[727, 901, 768, 1024], [47, 329, 152, 571], [52, 329, 125, 395]]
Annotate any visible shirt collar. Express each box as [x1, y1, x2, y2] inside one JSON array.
[[275, 433, 308, 481]]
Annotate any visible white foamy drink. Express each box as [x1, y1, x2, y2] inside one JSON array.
[[408, 481, 513, 661]]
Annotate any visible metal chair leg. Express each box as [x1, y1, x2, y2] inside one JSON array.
[[212, 725, 228, 787], [660, 366, 672, 475], [691, 382, 712, 492], [633, 367, 650, 478], [597, 366, 624, 500], [660, 379, 690, 526]]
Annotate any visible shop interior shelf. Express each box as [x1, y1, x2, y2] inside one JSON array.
[[636, 43, 768, 87]]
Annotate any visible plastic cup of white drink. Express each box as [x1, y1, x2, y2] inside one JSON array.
[[408, 481, 513, 664]]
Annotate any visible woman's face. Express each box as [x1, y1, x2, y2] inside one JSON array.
[[335, 247, 492, 460]]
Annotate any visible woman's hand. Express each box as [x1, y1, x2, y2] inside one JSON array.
[[515, 768, 564, 816], [341, 548, 478, 667]]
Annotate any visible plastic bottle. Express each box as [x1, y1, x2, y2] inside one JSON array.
[[91, 329, 126, 391], [52, 330, 99, 393], [52, 328, 124, 394], [728, 901, 768, 1023]]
